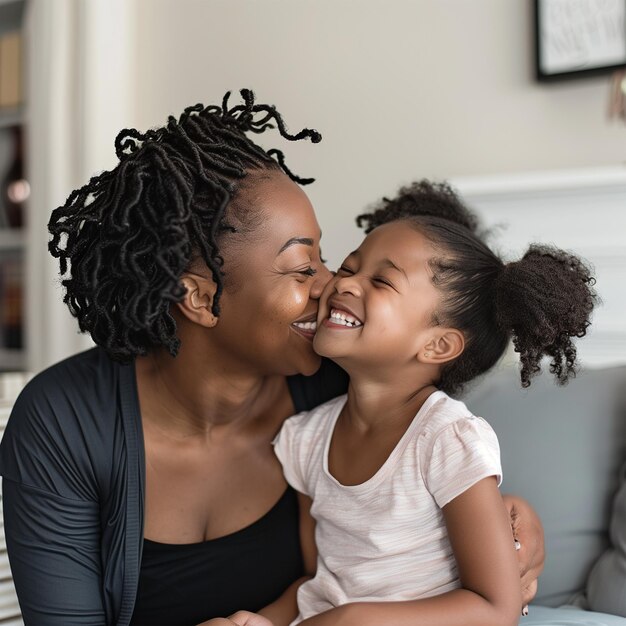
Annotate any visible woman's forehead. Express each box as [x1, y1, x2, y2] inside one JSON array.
[[243, 174, 320, 241]]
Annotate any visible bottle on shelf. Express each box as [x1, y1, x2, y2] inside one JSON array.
[[1, 125, 28, 229]]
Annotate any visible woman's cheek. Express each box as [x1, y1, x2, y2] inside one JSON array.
[[266, 283, 308, 320], [291, 283, 311, 310]]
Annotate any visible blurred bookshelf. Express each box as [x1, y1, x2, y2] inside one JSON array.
[[0, 0, 25, 622], [0, 0, 25, 378]]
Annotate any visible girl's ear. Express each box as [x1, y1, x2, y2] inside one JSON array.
[[176, 274, 219, 328], [417, 329, 465, 365]]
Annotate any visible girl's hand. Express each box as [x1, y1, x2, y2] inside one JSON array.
[[229, 610, 275, 626], [197, 620, 239, 626]]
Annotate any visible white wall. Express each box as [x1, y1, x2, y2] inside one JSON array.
[[455, 168, 626, 367], [132, 0, 626, 267], [22, 0, 626, 371], [26, 0, 136, 372]]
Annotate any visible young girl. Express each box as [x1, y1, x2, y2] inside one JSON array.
[[228, 180, 596, 626]]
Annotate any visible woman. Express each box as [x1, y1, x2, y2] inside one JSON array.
[[0, 90, 543, 626]]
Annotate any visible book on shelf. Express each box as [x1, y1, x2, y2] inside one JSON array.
[[0, 31, 21, 110], [0, 253, 22, 352], [0, 21, 26, 230]]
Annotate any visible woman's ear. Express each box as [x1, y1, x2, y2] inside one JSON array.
[[176, 274, 219, 328], [417, 329, 465, 365]]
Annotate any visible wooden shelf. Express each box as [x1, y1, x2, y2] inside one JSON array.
[[0, 108, 22, 130], [0, 230, 24, 251], [0, 349, 25, 372]]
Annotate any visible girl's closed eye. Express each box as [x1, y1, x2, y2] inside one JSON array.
[[373, 276, 394, 288]]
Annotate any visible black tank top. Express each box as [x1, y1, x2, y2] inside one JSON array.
[[130, 487, 303, 626], [130, 359, 348, 625]]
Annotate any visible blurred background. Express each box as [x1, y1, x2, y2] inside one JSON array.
[[0, 2, 624, 623], [0, 0, 625, 375]]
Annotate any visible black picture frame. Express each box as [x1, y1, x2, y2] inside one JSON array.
[[535, 0, 626, 81]]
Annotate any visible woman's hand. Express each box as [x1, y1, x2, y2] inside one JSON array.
[[197, 614, 273, 626], [502, 494, 545, 612]]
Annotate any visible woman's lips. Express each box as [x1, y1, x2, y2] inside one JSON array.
[[291, 318, 317, 341]]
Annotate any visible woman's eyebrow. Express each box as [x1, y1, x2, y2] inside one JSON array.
[[278, 237, 315, 254]]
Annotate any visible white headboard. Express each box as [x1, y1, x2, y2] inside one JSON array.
[[453, 166, 626, 368]]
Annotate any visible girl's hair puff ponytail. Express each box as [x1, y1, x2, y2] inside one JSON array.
[[495, 245, 597, 388]]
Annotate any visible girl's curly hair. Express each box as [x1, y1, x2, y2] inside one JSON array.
[[357, 180, 598, 395], [48, 89, 321, 361]]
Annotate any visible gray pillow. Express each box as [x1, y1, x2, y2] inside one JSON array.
[[524, 605, 626, 625], [587, 460, 626, 617], [464, 364, 626, 607]]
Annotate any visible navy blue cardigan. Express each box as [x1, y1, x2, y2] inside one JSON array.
[[0, 348, 347, 625]]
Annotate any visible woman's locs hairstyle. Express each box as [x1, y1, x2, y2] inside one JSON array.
[[47, 89, 321, 362], [357, 180, 598, 395]]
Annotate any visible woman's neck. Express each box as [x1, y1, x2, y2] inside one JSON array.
[[135, 345, 287, 440]]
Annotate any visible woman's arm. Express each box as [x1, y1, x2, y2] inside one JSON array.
[[3, 478, 106, 625], [502, 493, 545, 610], [226, 493, 316, 626], [298, 477, 521, 626], [256, 493, 317, 626], [296, 492, 318, 575]]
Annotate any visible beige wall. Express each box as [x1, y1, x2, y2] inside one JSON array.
[[132, 0, 626, 265]]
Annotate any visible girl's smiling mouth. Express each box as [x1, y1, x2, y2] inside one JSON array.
[[325, 307, 363, 329]]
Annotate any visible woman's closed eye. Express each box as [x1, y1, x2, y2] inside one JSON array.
[[299, 267, 317, 277], [276, 264, 317, 280]]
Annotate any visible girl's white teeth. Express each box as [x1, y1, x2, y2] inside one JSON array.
[[293, 321, 317, 331], [329, 309, 362, 327]]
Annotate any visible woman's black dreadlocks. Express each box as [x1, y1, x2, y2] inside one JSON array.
[[48, 89, 321, 362]]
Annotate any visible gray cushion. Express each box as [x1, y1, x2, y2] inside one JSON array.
[[464, 365, 626, 608], [523, 605, 626, 625], [587, 461, 626, 617]]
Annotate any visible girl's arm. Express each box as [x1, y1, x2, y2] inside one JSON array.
[[255, 493, 317, 626], [296, 492, 318, 575], [298, 477, 521, 626]]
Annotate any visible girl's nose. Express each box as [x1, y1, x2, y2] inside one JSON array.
[[310, 264, 333, 299], [334, 273, 362, 297]]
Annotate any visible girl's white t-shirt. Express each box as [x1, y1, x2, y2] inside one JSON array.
[[273, 390, 502, 625]]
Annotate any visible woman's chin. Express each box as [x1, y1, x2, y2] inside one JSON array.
[[298, 352, 323, 377]]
